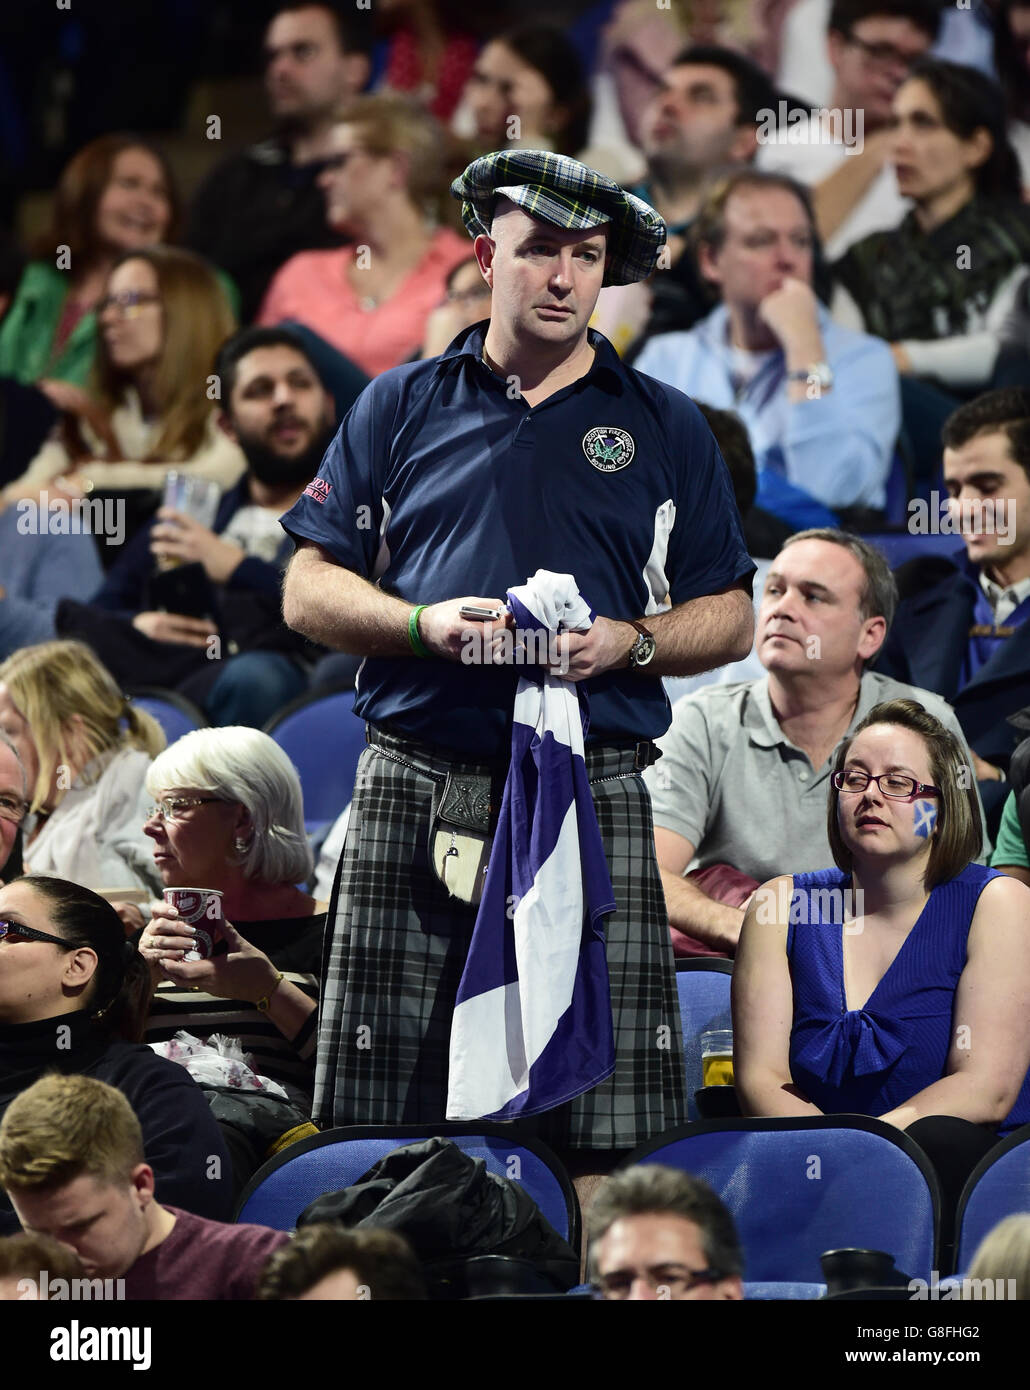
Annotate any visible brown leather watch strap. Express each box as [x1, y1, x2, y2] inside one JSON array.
[[628, 619, 654, 638]]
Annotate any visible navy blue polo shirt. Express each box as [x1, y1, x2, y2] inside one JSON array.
[[281, 325, 754, 756]]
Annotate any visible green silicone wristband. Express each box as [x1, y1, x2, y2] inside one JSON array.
[[408, 604, 430, 658]]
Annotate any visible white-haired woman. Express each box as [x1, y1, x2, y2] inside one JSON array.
[[135, 727, 325, 1106]]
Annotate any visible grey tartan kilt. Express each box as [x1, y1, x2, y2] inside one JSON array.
[[313, 728, 687, 1149]]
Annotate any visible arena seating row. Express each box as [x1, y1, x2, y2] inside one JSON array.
[[233, 1116, 1030, 1290]]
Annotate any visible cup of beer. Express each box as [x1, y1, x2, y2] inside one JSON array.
[[700, 1029, 734, 1087], [162, 887, 224, 961]]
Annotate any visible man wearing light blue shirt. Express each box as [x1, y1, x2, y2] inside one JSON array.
[[635, 169, 900, 531]]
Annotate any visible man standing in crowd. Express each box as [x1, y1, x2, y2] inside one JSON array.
[[281, 151, 755, 1184], [186, 3, 371, 320]]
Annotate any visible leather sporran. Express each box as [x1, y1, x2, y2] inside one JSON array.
[[429, 770, 496, 906]]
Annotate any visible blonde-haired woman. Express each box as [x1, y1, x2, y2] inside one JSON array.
[[967, 1215, 1030, 1299], [258, 93, 469, 377], [0, 640, 163, 894], [1, 246, 244, 504], [136, 726, 325, 1106]]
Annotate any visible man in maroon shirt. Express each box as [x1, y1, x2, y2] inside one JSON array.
[[0, 1074, 288, 1300]]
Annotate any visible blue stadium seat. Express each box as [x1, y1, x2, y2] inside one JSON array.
[[127, 687, 207, 746], [954, 1125, 1030, 1275], [234, 1123, 581, 1250], [675, 959, 732, 1121], [263, 686, 367, 834], [623, 1116, 940, 1283], [857, 532, 964, 570]]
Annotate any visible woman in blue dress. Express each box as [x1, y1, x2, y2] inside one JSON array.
[[733, 697, 1030, 1257]]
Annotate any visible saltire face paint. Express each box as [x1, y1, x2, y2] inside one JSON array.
[[913, 800, 937, 839]]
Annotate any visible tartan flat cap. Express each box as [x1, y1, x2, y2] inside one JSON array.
[[451, 149, 666, 287]]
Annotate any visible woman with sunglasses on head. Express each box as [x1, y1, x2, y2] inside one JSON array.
[[0, 875, 234, 1235], [258, 93, 469, 379], [734, 698, 1030, 1258], [135, 727, 325, 1109]]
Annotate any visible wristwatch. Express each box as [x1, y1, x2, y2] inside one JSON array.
[[786, 361, 834, 391], [627, 619, 657, 669]]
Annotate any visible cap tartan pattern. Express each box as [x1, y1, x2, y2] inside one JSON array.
[[451, 149, 666, 287]]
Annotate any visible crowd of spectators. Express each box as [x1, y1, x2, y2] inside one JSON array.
[[0, 0, 1029, 1305]]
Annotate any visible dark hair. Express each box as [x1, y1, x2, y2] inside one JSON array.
[[828, 0, 943, 42], [256, 1224, 427, 1300], [588, 1166, 743, 1282], [941, 387, 1030, 484], [18, 877, 151, 1043], [495, 24, 591, 156], [693, 168, 818, 258], [826, 698, 981, 888], [900, 58, 1022, 200], [31, 134, 179, 268], [782, 528, 898, 629], [214, 325, 323, 409], [995, 1, 1030, 122], [669, 44, 779, 127], [271, 2, 375, 57], [695, 402, 756, 517]]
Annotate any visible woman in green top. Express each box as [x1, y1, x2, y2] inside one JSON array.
[[0, 133, 177, 392]]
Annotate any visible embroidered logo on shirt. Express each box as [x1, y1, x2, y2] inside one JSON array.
[[303, 478, 332, 504], [582, 426, 635, 473]]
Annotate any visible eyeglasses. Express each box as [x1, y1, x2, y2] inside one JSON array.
[[833, 770, 941, 801], [145, 796, 224, 824], [96, 290, 161, 317], [595, 1266, 722, 1299], [844, 32, 921, 71], [0, 920, 72, 948], [0, 792, 29, 826]]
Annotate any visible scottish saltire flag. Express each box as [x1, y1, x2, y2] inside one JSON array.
[[446, 571, 616, 1120]]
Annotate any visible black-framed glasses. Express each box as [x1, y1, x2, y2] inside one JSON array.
[[844, 32, 920, 71], [595, 1266, 722, 1299], [96, 290, 161, 317], [0, 920, 73, 948], [833, 770, 941, 801], [144, 796, 224, 824], [0, 792, 29, 826]]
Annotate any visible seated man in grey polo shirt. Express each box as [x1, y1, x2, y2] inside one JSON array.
[[644, 528, 984, 957]]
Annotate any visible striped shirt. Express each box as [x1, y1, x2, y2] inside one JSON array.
[[146, 914, 325, 1103]]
